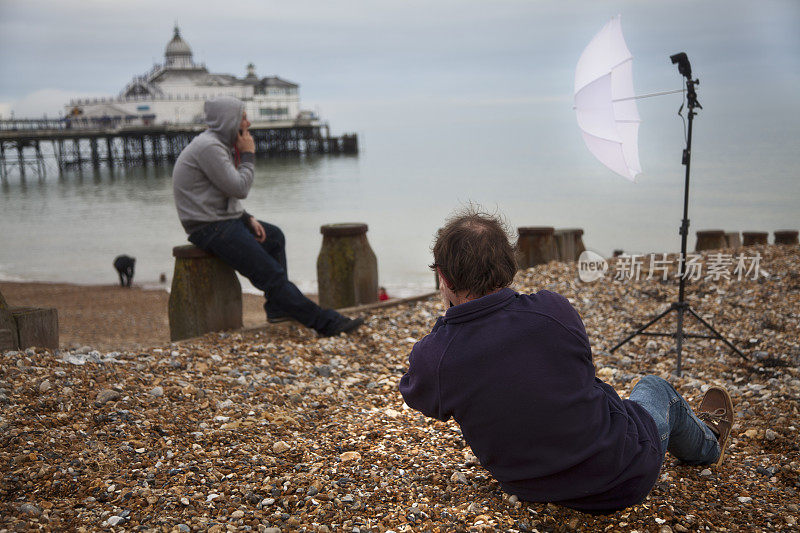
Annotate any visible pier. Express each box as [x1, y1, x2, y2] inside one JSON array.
[[0, 118, 358, 182]]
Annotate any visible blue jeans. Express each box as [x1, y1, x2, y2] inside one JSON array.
[[629, 375, 720, 465], [189, 217, 340, 334]]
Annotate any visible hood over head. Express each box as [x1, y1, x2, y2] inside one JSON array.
[[204, 96, 244, 146]]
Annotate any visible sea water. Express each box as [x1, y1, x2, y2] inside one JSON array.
[[1, 101, 798, 297]]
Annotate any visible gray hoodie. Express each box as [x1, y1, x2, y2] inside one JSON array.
[[172, 96, 255, 234]]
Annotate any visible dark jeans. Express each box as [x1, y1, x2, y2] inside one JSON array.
[[189, 217, 340, 334], [629, 375, 720, 465]]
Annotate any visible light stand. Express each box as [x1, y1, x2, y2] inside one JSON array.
[[609, 53, 748, 376]]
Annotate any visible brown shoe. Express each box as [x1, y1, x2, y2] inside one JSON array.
[[697, 386, 734, 467]]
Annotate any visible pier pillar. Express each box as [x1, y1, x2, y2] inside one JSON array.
[[53, 140, 63, 174], [517, 227, 558, 268], [139, 136, 147, 165], [106, 136, 114, 167], [122, 137, 130, 165], [16, 142, 25, 179], [34, 141, 45, 180], [317, 223, 379, 309], [166, 134, 176, 162], [342, 134, 359, 154], [742, 231, 768, 246], [73, 139, 82, 167], [150, 136, 159, 163], [90, 138, 100, 168], [0, 143, 7, 184], [774, 230, 799, 245], [695, 230, 727, 251]]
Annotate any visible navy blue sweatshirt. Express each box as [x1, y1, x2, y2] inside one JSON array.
[[399, 288, 661, 512]]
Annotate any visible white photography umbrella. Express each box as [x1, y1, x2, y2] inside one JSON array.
[[574, 15, 641, 182]]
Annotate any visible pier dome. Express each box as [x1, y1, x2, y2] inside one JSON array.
[[76, 26, 302, 126], [165, 26, 194, 68]]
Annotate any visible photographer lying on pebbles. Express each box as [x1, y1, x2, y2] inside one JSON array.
[[399, 207, 734, 512]]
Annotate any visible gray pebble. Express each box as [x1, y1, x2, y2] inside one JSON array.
[[178, 525, 190, 533], [95, 389, 121, 405], [738, 496, 752, 503], [149, 386, 164, 397], [700, 468, 712, 477], [19, 503, 41, 516], [765, 429, 778, 441], [450, 471, 468, 484], [315, 365, 333, 378], [756, 465, 776, 476], [39, 379, 52, 393]]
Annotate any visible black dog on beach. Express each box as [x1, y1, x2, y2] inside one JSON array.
[[113, 255, 136, 287]]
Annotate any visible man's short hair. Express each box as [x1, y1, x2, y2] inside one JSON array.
[[430, 207, 517, 298]]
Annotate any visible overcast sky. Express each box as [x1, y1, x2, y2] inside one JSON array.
[[1, 0, 798, 116]]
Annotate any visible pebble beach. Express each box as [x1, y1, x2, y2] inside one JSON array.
[[1, 245, 798, 532]]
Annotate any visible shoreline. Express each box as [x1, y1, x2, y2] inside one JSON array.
[[0, 280, 427, 350]]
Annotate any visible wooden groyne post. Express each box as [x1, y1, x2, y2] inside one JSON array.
[[742, 231, 769, 246], [517, 227, 558, 268], [554, 229, 586, 262], [695, 230, 727, 251], [0, 288, 59, 351], [774, 230, 799, 245], [317, 223, 378, 309], [168, 245, 243, 341]]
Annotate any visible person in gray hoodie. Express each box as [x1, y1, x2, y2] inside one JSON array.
[[172, 96, 363, 337]]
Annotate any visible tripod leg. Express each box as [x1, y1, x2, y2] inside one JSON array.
[[610, 305, 675, 353], [686, 306, 748, 360], [675, 306, 685, 376]]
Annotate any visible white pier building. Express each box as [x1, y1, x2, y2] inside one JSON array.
[[65, 27, 307, 127]]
